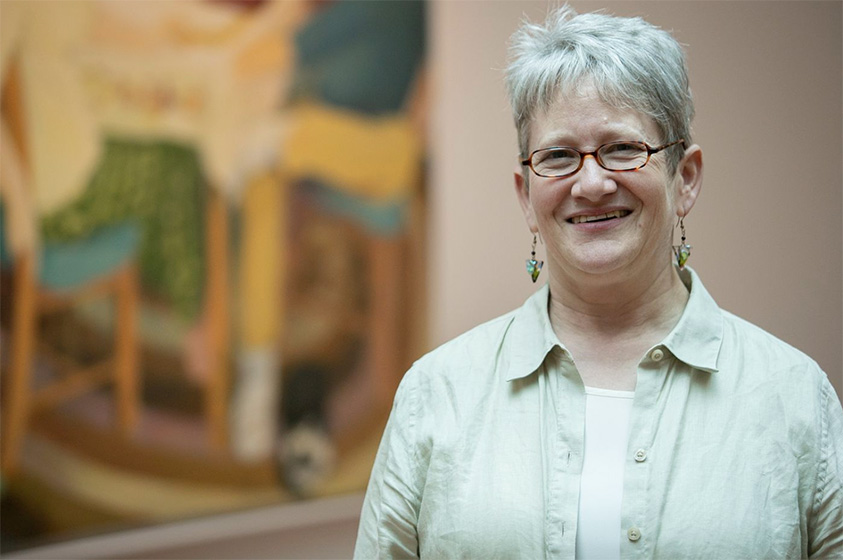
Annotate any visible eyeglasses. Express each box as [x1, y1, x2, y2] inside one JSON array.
[[521, 139, 685, 178]]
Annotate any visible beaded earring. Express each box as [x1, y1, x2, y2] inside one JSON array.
[[673, 217, 692, 270], [526, 233, 544, 283]]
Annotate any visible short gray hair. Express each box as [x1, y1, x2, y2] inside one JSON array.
[[506, 5, 694, 171]]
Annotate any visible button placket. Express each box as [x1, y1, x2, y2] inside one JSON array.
[[625, 360, 660, 555]]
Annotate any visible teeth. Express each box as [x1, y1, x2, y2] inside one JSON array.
[[571, 210, 628, 224]]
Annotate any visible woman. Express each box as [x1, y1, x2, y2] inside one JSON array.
[[355, 6, 843, 559]]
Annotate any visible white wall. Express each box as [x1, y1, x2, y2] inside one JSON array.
[[429, 0, 843, 398]]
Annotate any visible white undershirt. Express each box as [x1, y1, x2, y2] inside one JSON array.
[[575, 386, 635, 560]]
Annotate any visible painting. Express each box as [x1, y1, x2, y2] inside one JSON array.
[[0, 0, 426, 551]]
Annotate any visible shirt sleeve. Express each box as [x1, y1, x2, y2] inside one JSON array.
[[808, 375, 843, 558], [354, 367, 428, 559]]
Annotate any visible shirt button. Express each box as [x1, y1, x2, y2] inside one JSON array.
[[627, 527, 642, 542], [634, 449, 647, 462], [650, 348, 665, 362]]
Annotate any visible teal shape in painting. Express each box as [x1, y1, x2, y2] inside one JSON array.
[[293, 0, 426, 114]]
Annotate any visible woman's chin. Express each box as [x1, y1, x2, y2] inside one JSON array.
[[562, 247, 634, 276], [574, 260, 627, 277]]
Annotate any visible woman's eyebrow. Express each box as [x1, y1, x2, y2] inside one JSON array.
[[535, 129, 648, 149]]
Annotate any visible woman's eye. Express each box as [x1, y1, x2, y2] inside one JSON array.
[[605, 142, 641, 154], [544, 149, 576, 161]]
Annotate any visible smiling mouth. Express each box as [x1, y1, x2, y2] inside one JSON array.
[[569, 210, 631, 224]]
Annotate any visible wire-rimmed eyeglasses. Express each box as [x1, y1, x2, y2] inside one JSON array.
[[521, 139, 686, 178]]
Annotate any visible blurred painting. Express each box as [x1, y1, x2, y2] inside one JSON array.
[[0, 0, 426, 551]]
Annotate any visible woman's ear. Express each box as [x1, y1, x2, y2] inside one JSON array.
[[514, 166, 538, 232], [675, 144, 703, 217]]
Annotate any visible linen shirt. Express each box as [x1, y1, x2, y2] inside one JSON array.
[[355, 268, 843, 559]]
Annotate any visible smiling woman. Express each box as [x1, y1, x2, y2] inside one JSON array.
[[428, 1, 842, 395], [514, 85, 700, 298], [355, 4, 843, 559]]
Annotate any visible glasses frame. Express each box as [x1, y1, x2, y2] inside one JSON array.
[[521, 139, 686, 178]]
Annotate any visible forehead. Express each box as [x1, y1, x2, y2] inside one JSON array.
[[529, 87, 660, 150]]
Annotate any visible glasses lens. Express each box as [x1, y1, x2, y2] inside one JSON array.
[[598, 142, 648, 171], [533, 148, 580, 177]]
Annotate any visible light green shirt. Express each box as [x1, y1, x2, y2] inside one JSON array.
[[355, 268, 843, 559]]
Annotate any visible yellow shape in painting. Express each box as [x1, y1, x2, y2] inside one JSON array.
[[239, 171, 285, 349], [282, 103, 422, 201]]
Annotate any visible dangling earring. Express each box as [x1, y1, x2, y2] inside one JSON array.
[[673, 217, 691, 270], [526, 233, 544, 283]]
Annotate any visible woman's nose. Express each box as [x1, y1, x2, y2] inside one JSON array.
[[570, 154, 617, 200]]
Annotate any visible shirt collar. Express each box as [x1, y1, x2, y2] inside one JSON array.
[[660, 266, 723, 373], [504, 284, 563, 382], [503, 267, 723, 382]]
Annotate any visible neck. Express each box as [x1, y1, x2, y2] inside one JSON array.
[[547, 262, 689, 344]]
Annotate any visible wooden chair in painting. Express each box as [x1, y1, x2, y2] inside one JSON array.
[[0, 67, 142, 477]]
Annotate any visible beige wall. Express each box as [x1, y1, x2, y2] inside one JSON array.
[[429, 0, 843, 399]]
